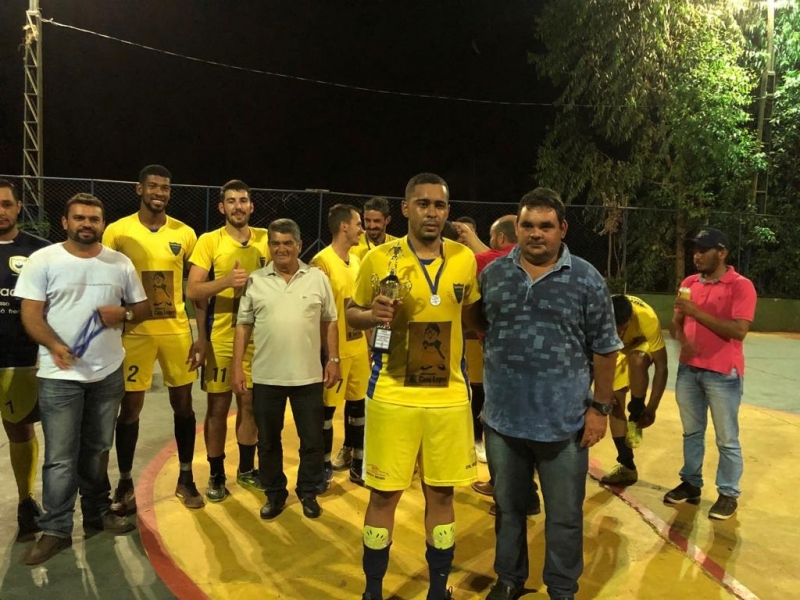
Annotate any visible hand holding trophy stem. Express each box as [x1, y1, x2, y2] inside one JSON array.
[[371, 245, 412, 353]]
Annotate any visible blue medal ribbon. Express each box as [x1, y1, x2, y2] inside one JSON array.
[[406, 238, 445, 302], [72, 312, 105, 359]]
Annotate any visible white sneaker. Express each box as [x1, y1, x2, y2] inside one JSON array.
[[475, 441, 487, 464]]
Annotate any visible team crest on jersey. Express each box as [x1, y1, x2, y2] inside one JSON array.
[[168, 242, 182, 256], [8, 256, 28, 274], [452, 283, 465, 304]]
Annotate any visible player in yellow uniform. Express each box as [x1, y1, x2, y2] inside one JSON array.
[[186, 180, 270, 501], [601, 294, 669, 485], [351, 196, 398, 262], [347, 173, 481, 600], [310, 204, 370, 491], [103, 165, 206, 511]]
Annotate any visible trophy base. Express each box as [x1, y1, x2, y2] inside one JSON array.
[[371, 327, 393, 353]]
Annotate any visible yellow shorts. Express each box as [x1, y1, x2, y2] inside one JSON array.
[[464, 337, 484, 385], [613, 340, 652, 392], [202, 339, 254, 393], [363, 398, 477, 490], [323, 352, 370, 407], [122, 332, 197, 391], [0, 367, 38, 425]]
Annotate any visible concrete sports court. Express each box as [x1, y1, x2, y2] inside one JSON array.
[[1, 332, 798, 599]]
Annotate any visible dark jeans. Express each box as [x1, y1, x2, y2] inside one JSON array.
[[485, 424, 587, 598], [253, 383, 324, 500], [37, 366, 125, 537], [471, 383, 485, 440]]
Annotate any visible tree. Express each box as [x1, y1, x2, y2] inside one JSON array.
[[534, 0, 761, 290]]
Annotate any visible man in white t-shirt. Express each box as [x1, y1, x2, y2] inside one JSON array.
[[232, 218, 339, 521], [16, 194, 149, 566]]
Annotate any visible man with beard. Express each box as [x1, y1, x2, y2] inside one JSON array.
[[186, 180, 270, 501], [0, 179, 49, 541], [351, 196, 397, 262], [16, 194, 149, 564], [347, 173, 481, 600], [666, 227, 756, 521], [104, 165, 207, 512]]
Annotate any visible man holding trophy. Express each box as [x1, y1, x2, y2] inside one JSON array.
[[346, 173, 481, 600]]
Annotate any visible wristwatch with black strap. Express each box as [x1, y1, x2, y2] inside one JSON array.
[[589, 400, 614, 416]]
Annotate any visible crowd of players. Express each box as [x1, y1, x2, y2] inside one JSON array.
[[0, 167, 756, 600]]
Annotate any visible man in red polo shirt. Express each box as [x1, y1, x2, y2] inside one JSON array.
[[666, 227, 757, 520]]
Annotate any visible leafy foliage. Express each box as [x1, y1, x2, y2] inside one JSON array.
[[534, 0, 762, 290]]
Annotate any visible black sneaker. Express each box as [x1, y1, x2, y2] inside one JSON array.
[[260, 497, 286, 520], [708, 494, 738, 520], [664, 481, 702, 505], [17, 496, 42, 542], [301, 496, 322, 519], [486, 581, 523, 600]]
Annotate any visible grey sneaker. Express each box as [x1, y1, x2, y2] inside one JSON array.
[[236, 469, 266, 491], [331, 446, 353, 471], [110, 480, 136, 516], [708, 494, 738, 520], [664, 481, 702, 505], [205, 474, 229, 503]]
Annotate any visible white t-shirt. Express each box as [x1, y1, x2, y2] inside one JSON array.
[[236, 261, 337, 386], [15, 244, 147, 382]]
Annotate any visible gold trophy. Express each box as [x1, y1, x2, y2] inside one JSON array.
[[371, 245, 412, 353]]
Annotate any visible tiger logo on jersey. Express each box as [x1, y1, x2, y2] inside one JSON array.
[[8, 256, 27, 274]]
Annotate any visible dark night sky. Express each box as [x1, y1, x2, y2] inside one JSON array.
[[0, 1, 552, 201]]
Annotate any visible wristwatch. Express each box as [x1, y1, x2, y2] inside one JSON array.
[[328, 357, 340, 363], [125, 309, 134, 322], [590, 401, 614, 416]]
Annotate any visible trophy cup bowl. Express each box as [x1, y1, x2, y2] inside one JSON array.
[[371, 271, 411, 353]]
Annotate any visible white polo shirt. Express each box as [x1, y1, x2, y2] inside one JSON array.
[[237, 260, 337, 386]]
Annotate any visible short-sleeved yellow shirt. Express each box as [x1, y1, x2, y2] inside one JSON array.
[[190, 227, 270, 342], [309, 245, 368, 360], [351, 232, 398, 261], [620, 295, 666, 355], [353, 236, 480, 408], [103, 213, 196, 336]]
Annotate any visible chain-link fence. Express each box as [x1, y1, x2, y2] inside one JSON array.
[[3, 175, 798, 298]]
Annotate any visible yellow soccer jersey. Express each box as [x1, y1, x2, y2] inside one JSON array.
[[621, 295, 666, 355], [353, 236, 480, 408], [103, 214, 197, 336], [310, 246, 368, 360], [190, 227, 270, 342], [352, 232, 398, 261]]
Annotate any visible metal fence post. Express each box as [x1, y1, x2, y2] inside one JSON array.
[[90, 178, 94, 196]]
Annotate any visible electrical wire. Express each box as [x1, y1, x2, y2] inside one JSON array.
[[43, 18, 558, 107]]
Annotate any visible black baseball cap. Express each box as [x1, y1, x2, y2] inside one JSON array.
[[686, 227, 729, 250]]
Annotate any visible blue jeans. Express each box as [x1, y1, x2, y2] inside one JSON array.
[[37, 366, 125, 537], [675, 363, 743, 497], [485, 424, 587, 598]]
